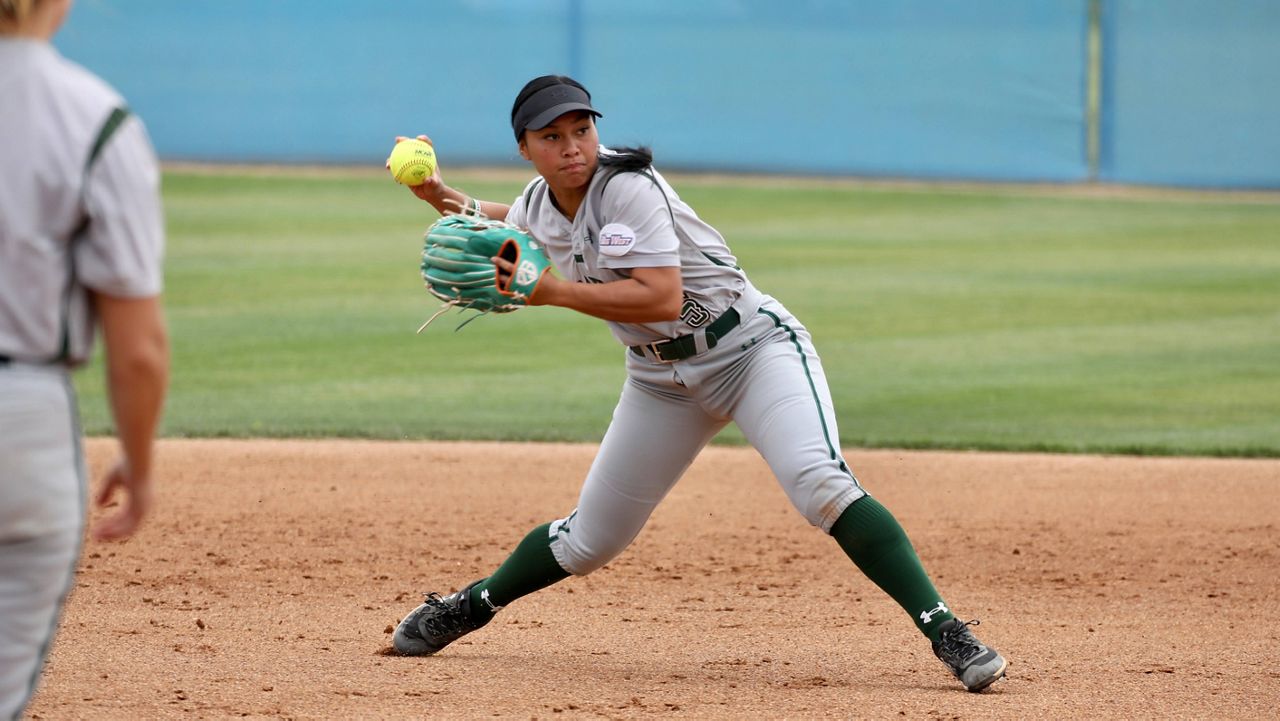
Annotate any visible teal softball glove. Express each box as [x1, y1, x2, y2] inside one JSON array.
[[419, 215, 551, 322]]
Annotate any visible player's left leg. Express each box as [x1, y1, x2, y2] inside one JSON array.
[[718, 302, 1007, 691], [0, 368, 86, 717], [0, 531, 81, 718]]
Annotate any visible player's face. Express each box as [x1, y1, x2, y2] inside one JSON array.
[[519, 111, 599, 190]]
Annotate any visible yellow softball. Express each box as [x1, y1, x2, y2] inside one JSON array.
[[386, 138, 437, 186]]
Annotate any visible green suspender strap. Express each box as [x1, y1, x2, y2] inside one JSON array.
[[53, 106, 132, 363]]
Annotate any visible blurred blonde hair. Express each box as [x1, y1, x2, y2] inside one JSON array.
[[0, 0, 37, 21], [0, 0, 37, 28]]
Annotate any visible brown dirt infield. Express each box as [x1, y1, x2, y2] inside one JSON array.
[[26, 439, 1280, 719]]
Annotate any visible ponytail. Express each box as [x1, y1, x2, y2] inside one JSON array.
[[598, 145, 654, 173]]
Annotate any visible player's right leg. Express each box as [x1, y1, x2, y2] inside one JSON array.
[[545, 376, 727, 576], [394, 376, 724, 656], [0, 367, 86, 718]]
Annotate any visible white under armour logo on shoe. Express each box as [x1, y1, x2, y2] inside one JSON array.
[[480, 588, 504, 613], [920, 601, 949, 624]]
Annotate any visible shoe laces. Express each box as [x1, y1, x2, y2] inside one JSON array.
[[418, 592, 473, 637], [937, 619, 985, 663]]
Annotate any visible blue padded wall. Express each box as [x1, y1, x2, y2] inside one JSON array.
[[1099, 0, 1280, 187], [53, 1, 1279, 187]]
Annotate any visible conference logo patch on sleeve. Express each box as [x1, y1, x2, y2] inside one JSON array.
[[598, 223, 636, 257]]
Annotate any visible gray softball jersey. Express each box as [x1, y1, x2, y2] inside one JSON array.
[[505, 151, 752, 349], [0, 39, 164, 366], [1, 37, 164, 721], [502, 151, 863, 576]]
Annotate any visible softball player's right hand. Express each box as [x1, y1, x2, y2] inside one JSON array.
[[92, 459, 154, 541], [393, 134, 448, 206]]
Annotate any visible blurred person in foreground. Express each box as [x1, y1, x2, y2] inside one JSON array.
[[0, 0, 168, 717]]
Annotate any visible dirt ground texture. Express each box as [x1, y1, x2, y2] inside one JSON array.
[[24, 439, 1280, 719]]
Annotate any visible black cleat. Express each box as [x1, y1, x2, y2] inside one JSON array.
[[392, 580, 489, 656], [931, 619, 1008, 692]]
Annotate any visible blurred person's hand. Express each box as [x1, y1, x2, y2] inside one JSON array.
[[92, 458, 153, 541]]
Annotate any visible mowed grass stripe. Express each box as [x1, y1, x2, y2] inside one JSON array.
[[71, 169, 1280, 456]]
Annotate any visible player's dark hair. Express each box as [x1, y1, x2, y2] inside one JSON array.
[[599, 146, 654, 172]]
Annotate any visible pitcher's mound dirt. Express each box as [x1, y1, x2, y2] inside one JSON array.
[[26, 439, 1280, 719]]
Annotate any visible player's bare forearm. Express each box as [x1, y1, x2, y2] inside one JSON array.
[[432, 188, 508, 220], [394, 135, 511, 219], [97, 293, 169, 481], [475, 199, 511, 219], [531, 265, 682, 323], [419, 183, 510, 220]]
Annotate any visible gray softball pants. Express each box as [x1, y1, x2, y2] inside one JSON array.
[[0, 365, 85, 720], [549, 295, 865, 576]]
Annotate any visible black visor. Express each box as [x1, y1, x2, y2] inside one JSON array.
[[512, 83, 602, 139]]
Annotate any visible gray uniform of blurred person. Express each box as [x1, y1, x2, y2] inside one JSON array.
[[0, 1, 168, 717]]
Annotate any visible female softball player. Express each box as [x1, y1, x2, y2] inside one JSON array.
[[393, 75, 1007, 692], [0, 1, 169, 716]]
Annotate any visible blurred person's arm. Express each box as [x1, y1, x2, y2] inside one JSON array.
[[92, 293, 168, 541]]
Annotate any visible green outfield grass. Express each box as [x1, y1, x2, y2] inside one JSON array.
[[73, 168, 1280, 457]]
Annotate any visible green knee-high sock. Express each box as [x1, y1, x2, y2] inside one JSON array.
[[831, 496, 955, 641], [467, 523, 569, 624]]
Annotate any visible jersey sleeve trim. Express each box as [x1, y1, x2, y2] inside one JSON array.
[[86, 107, 131, 173], [53, 105, 133, 363]]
